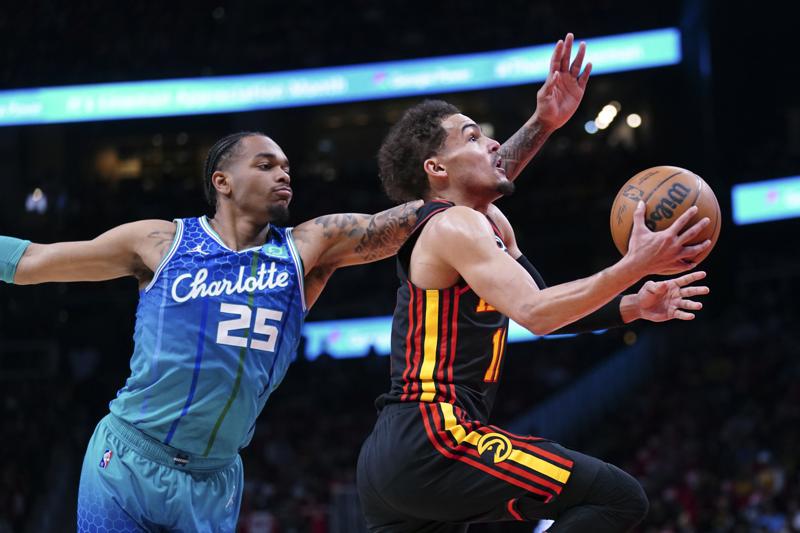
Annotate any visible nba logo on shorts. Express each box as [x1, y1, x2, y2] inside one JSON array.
[[99, 449, 113, 468]]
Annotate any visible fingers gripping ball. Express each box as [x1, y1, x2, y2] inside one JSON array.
[[610, 166, 721, 265]]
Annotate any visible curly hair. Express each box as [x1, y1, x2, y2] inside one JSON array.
[[378, 100, 460, 202], [203, 131, 267, 208]]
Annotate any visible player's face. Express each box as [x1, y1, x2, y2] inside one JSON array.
[[226, 135, 292, 223], [437, 114, 514, 199]]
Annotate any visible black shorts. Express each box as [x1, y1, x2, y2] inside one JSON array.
[[357, 402, 602, 532]]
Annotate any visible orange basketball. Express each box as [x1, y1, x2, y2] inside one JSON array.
[[610, 166, 721, 272]]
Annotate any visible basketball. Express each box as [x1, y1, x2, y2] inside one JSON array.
[[609, 166, 721, 271]]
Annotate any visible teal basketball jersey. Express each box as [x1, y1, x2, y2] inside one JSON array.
[[110, 216, 307, 460]]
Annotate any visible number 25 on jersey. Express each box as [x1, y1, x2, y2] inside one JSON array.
[[216, 303, 283, 352]]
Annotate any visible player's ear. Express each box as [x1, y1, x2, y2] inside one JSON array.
[[424, 157, 447, 179], [212, 170, 232, 198]]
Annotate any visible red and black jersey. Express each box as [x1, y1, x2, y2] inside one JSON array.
[[376, 201, 511, 423]]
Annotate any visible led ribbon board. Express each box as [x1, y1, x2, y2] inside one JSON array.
[[301, 316, 600, 361], [0, 28, 681, 127], [732, 175, 800, 225]]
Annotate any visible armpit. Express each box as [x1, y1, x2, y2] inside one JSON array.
[[303, 263, 336, 309]]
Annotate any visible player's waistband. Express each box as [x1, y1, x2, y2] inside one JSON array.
[[104, 414, 237, 472]]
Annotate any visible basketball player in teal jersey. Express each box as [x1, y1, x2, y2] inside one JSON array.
[[0, 34, 592, 532]]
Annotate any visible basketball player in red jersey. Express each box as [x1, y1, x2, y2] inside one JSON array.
[[357, 88, 711, 533]]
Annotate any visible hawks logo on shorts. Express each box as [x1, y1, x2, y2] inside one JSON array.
[[99, 449, 113, 469], [477, 432, 513, 464]]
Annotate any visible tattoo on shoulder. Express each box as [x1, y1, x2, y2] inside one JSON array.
[[314, 201, 421, 262]]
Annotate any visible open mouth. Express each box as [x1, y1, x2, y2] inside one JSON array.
[[495, 156, 505, 173]]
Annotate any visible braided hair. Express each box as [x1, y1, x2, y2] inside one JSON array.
[[203, 131, 267, 208]]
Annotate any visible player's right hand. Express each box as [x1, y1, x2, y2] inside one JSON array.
[[626, 201, 712, 276]]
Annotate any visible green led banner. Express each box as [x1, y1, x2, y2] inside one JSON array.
[[0, 28, 681, 127]]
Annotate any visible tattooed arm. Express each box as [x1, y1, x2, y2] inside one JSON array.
[[499, 119, 555, 181], [290, 200, 422, 307], [14, 220, 176, 289], [500, 32, 592, 180]]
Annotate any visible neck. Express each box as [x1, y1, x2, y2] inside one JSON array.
[[208, 206, 271, 251], [429, 191, 494, 214]]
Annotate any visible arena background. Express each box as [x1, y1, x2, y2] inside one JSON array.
[[1, 1, 797, 532]]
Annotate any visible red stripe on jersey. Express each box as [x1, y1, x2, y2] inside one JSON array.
[[419, 404, 555, 501], [435, 288, 451, 398], [447, 289, 460, 403], [400, 205, 451, 400], [401, 281, 416, 400], [408, 287, 424, 399]]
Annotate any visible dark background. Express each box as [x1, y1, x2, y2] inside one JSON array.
[[1, 1, 798, 532]]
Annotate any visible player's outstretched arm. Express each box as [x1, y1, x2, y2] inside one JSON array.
[[431, 203, 710, 336], [5, 220, 176, 286], [486, 204, 709, 331], [290, 200, 422, 307], [499, 32, 591, 180]]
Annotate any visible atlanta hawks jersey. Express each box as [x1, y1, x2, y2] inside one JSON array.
[[110, 216, 306, 460], [377, 201, 510, 422]]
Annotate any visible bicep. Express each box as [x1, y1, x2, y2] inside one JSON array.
[[14, 220, 172, 285]]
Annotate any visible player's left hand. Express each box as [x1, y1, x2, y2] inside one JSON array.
[[635, 271, 709, 322], [534, 33, 592, 131]]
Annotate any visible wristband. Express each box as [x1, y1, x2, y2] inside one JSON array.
[[0, 236, 31, 283]]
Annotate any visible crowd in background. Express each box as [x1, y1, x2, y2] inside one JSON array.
[[595, 290, 800, 533]]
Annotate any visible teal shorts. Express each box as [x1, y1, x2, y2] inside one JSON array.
[[77, 414, 243, 532]]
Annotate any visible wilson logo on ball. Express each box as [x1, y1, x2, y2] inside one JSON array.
[[645, 182, 692, 231]]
